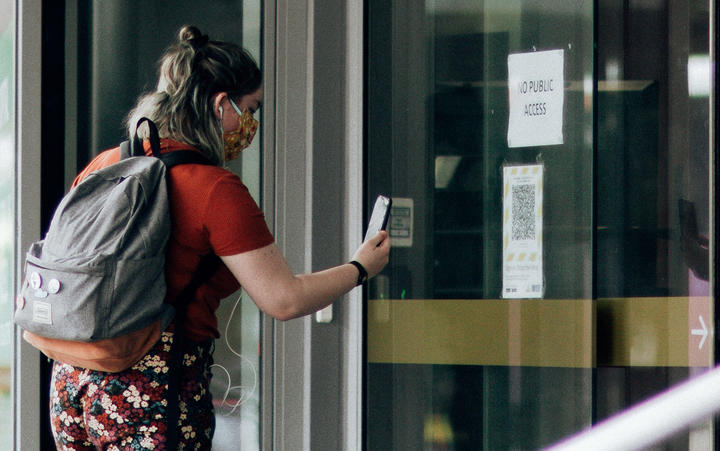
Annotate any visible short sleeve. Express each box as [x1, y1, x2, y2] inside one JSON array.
[[202, 173, 274, 256]]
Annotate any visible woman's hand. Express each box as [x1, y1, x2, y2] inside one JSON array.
[[351, 230, 390, 278]]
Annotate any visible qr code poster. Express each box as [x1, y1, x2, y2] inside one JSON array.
[[502, 164, 544, 299]]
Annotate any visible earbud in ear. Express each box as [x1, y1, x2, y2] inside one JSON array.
[[218, 105, 223, 116]]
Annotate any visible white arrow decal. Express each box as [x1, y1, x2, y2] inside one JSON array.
[[691, 315, 708, 350]]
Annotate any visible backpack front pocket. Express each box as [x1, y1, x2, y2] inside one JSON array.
[[16, 251, 108, 341]]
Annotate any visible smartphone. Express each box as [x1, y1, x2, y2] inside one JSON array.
[[364, 195, 392, 242]]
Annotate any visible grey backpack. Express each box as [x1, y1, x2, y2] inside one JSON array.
[[14, 118, 212, 372]]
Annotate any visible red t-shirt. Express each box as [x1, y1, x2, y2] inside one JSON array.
[[73, 139, 275, 341]]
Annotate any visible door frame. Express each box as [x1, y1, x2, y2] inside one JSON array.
[[263, 0, 365, 449], [14, 0, 43, 449]]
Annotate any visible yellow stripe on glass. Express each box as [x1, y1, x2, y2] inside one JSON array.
[[367, 297, 712, 368]]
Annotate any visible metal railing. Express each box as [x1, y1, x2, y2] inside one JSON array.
[[546, 366, 720, 450]]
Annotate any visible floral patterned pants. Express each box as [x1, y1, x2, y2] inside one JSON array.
[[49, 332, 215, 450]]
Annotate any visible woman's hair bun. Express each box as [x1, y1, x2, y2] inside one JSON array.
[[178, 25, 208, 49]]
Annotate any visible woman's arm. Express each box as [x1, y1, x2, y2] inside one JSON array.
[[221, 231, 390, 320]]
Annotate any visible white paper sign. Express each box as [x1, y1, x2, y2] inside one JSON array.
[[507, 50, 564, 148], [502, 164, 544, 299], [389, 197, 413, 247]]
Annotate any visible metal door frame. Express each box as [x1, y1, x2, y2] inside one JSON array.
[[263, 0, 365, 449]]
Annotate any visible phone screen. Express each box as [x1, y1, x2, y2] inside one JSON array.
[[365, 195, 392, 242]]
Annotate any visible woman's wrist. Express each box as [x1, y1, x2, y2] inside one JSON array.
[[348, 260, 368, 286]]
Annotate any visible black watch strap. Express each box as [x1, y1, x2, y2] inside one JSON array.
[[349, 260, 368, 286]]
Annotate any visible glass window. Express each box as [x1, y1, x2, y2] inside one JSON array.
[[366, 1, 594, 448], [595, 1, 713, 443], [366, 0, 714, 448], [0, 0, 13, 444]]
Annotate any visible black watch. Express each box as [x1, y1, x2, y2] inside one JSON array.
[[349, 260, 368, 286]]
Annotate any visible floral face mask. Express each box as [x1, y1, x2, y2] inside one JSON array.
[[223, 98, 259, 161]]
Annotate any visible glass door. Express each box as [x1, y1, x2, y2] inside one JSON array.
[[594, 0, 713, 440], [365, 0, 713, 449]]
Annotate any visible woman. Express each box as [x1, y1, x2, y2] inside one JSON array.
[[49, 25, 390, 450]]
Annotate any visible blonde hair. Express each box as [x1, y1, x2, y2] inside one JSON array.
[[126, 25, 262, 165]]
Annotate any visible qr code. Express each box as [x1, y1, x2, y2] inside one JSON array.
[[511, 184, 535, 240]]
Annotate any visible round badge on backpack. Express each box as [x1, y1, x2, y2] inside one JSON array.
[[47, 279, 61, 294]]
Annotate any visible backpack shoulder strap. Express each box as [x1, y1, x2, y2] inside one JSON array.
[[159, 149, 212, 168], [125, 117, 213, 167], [166, 253, 220, 449]]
